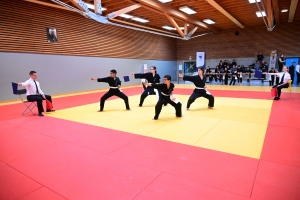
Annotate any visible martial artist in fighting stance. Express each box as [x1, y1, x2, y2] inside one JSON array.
[[179, 67, 214, 110], [144, 75, 182, 120], [91, 69, 130, 111], [131, 66, 161, 107]]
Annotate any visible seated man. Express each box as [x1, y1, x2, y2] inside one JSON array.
[[264, 66, 291, 100], [18, 71, 54, 116]]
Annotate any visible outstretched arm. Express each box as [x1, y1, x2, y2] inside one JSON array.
[[91, 77, 110, 82]]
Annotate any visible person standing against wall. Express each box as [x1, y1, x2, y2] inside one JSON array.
[[289, 62, 296, 84], [296, 61, 300, 85], [257, 51, 264, 65], [278, 54, 285, 72]]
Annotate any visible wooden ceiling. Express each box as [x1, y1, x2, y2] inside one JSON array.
[[27, 0, 300, 37]]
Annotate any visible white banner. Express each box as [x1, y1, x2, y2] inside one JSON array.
[[196, 52, 205, 68], [269, 50, 277, 68]]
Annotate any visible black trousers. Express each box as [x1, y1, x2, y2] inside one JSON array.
[[290, 73, 294, 84], [100, 89, 129, 111], [229, 77, 236, 85], [269, 76, 275, 86], [154, 96, 182, 119], [237, 77, 242, 83], [187, 89, 214, 108], [278, 64, 283, 72], [272, 83, 289, 98], [297, 72, 300, 84], [224, 75, 228, 85], [139, 86, 157, 106], [27, 94, 52, 113]]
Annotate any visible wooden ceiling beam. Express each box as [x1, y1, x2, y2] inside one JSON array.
[[206, 0, 245, 28], [184, 23, 188, 36], [164, 13, 185, 37], [265, 0, 274, 28], [68, 0, 87, 11], [94, 0, 102, 14], [288, 0, 299, 22], [107, 4, 141, 19], [24, 0, 72, 11], [271, 0, 280, 25], [124, 0, 219, 33]]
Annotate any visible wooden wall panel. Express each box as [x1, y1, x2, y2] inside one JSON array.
[[0, 0, 177, 60], [177, 21, 300, 60]]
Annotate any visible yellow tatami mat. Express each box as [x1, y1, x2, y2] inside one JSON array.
[[48, 94, 273, 159]]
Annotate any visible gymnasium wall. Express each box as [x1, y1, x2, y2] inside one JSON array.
[[0, 52, 177, 101], [0, 0, 178, 101], [177, 21, 300, 67]]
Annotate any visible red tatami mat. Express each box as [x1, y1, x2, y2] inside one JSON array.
[[0, 161, 41, 200], [261, 125, 300, 167], [251, 160, 300, 200], [110, 136, 259, 197], [1, 86, 300, 199], [8, 145, 162, 200], [18, 187, 66, 200], [4, 116, 143, 154], [133, 172, 251, 200]]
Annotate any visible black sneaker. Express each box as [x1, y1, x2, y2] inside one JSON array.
[[38, 113, 44, 116]]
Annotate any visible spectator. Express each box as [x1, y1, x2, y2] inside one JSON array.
[[277, 54, 285, 72], [289, 62, 296, 84], [257, 51, 264, 64]]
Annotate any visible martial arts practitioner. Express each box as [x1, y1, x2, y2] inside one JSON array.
[[178, 67, 214, 110], [131, 66, 161, 107], [18, 70, 55, 116], [143, 75, 182, 120], [91, 69, 130, 111], [264, 66, 291, 100]]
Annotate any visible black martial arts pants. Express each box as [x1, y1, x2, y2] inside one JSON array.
[[100, 89, 130, 111], [269, 76, 275, 86], [139, 86, 156, 106], [224, 76, 228, 85], [154, 97, 182, 120], [187, 89, 214, 108], [237, 77, 242, 83], [272, 83, 289, 98], [27, 94, 53, 113], [229, 77, 236, 85]]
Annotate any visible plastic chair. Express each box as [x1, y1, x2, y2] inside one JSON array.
[[12, 82, 37, 115]]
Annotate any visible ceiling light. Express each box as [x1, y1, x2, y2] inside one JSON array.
[[85, 3, 106, 11], [119, 14, 133, 18], [256, 11, 266, 17], [158, 0, 173, 2], [162, 26, 175, 30], [132, 17, 149, 23], [281, 9, 288, 12], [248, 0, 261, 3], [179, 6, 196, 15], [203, 19, 215, 24]]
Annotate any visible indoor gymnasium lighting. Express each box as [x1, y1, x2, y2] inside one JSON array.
[[119, 14, 134, 18], [158, 0, 173, 2], [281, 9, 288, 12], [248, 0, 261, 3], [256, 11, 266, 17], [162, 26, 175, 30], [203, 19, 215, 24], [179, 6, 196, 15], [132, 17, 149, 23]]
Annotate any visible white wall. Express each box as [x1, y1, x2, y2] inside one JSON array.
[[0, 52, 177, 101]]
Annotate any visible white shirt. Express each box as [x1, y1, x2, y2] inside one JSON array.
[[275, 72, 291, 83], [296, 65, 300, 73], [21, 78, 44, 95]]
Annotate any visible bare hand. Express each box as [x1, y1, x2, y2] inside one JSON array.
[[204, 86, 207, 89], [42, 94, 46, 99], [130, 72, 134, 76], [91, 78, 96, 80], [18, 83, 22, 86], [178, 74, 183, 78], [171, 97, 176, 101]]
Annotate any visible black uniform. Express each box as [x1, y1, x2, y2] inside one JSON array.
[[183, 75, 214, 109], [97, 77, 130, 111], [134, 73, 161, 106], [206, 68, 213, 83], [245, 68, 253, 85], [224, 69, 230, 85], [261, 64, 268, 83], [229, 69, 237, 85], [150, 83, 182, 120], [289, 65, 295, 84]]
